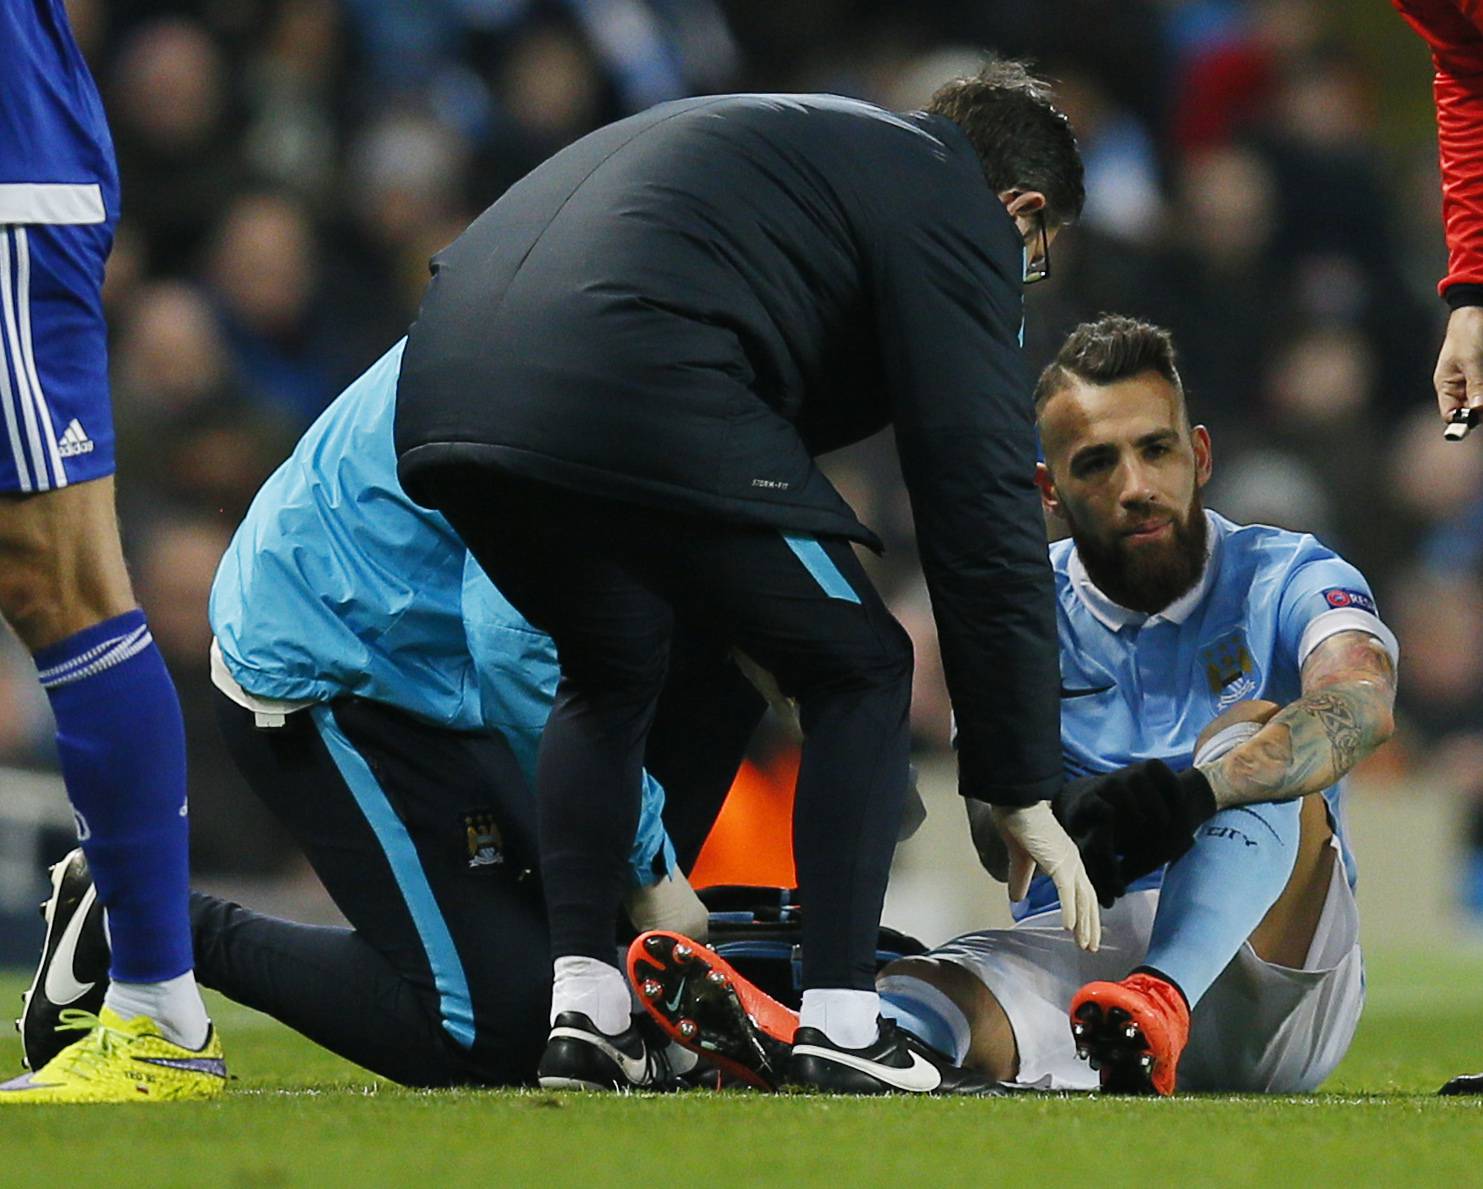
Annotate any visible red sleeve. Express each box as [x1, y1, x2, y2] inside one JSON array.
[[1395, 0, 1483, 293]]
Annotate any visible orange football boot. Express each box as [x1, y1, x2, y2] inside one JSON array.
[[627, 930, 798, 1089], [1069, 972, 1190, 1096]]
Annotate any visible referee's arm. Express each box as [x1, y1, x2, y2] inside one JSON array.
[[1396, 0, 1483, 298], [1395, 0, 1483, 422]]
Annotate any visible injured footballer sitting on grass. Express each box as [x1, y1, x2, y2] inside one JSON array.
[[16, 314, 1398, 1098], [632, 315, 1398, 1097]]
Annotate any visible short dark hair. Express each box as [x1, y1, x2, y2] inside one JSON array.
[[925, 57, 1085, 227], [1033, 314, 1184, 413]]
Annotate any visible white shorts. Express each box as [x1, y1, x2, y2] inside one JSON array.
[[927, 843, 1363, 1092]]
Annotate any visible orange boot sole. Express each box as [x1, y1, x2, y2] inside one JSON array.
[[627, 930, 798, 1089], [1069, 976, 1189, 1096]]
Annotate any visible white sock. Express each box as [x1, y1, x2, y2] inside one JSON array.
[[799, 988, 880, 1049], [104, 971, 210, 1050], [551, 956, 631, 1035]]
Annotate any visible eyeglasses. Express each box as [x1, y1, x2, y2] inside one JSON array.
[[1023, 210, 1051, 285]]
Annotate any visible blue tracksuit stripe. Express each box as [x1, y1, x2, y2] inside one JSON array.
[[311, 704, 477, 1049], [781, 533, 860, 604]]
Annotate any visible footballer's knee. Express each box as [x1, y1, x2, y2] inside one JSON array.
[[879, 956, 1019, 1082], [1193, 698, 1281, 760]]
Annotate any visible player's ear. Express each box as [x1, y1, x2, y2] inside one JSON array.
[[1191, 424, 1213, 488], [999, 189, 1048, 220], [1036, 461, 1063, 518]]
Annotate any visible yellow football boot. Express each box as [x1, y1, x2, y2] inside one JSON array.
[[0, 1007, 226, 1103]]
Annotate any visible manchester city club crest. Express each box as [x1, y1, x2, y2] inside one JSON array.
[[463, 812, 505, 869], [1201, 630, 1260, 710]]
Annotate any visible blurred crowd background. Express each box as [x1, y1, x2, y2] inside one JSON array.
[[1, 0, 1481, 923]]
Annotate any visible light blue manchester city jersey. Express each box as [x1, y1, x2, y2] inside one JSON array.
[[1017, 510, 1398, 919], [210, 340, 674, 881]]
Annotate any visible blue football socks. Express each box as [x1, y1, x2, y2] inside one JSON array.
[[35, 609, 195, 985], [1141, 799, 1302, 1008]]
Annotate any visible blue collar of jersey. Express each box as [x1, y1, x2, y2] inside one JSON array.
[[1067, 510, 1222, 631]]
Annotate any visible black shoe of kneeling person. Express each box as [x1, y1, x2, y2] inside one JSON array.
[[784, 1018, 1003, 1096], [1438, 1071, 1483, 1095], [536, 1011, 681, 1092]]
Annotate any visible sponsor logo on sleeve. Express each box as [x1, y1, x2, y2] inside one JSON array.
[[1322, 587, 1377, 614]]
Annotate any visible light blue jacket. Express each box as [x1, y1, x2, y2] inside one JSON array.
[[210, 340, 674, 883]]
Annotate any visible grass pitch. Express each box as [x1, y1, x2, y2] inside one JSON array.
[[2, 949, 1480, 1186]]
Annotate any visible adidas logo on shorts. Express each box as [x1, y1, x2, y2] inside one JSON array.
[[57, 419, 94, 458]]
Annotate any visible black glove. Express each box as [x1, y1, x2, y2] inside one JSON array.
[[1051, 777, 1126, 908], [1053, 760, 1218, 906]]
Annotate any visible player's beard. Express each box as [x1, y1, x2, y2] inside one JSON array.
[[1070, 491, 1209, 615]]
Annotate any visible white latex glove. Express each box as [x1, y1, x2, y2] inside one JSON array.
[[991, 801, 1101, 952]]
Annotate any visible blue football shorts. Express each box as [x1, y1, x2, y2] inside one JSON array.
[[0, 219, 116, 493]]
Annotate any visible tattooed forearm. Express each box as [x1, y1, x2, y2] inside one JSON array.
[[1304, 692, 1364, 773], [1200, 687, 1389, 809], [1198, 631, 1397, 810]]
